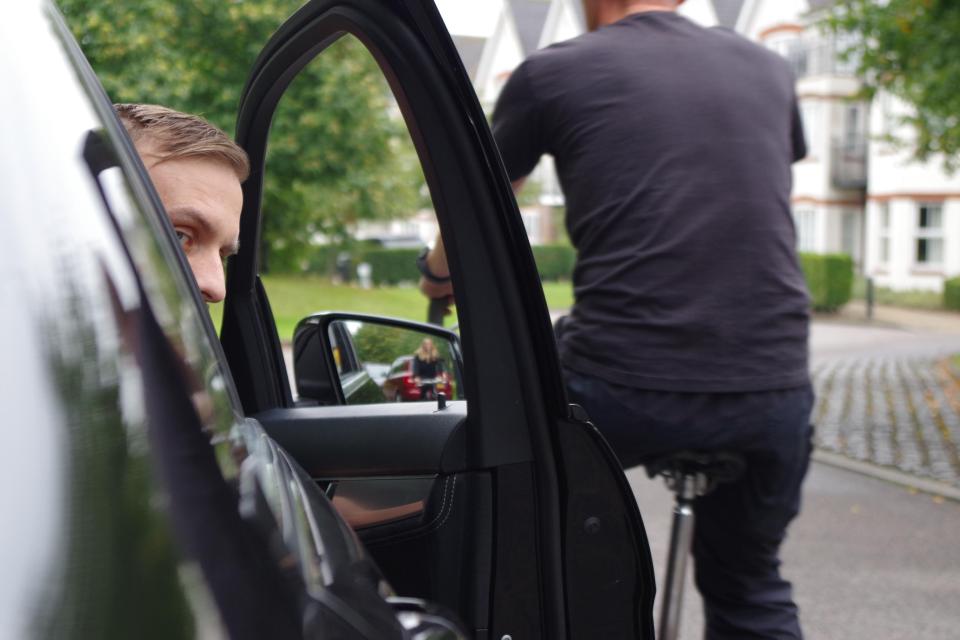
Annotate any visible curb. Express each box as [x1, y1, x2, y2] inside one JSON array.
[[813, 449, 960, 502]]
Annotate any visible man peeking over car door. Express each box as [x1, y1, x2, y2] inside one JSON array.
[[115, 103, 248, 303]]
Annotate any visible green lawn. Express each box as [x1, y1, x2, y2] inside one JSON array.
[[209, 275, 575, 340], [852, 275, 945, 310]]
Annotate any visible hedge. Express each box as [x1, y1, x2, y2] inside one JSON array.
[[944, 277, 960, 311], [799, 252, 854, 312], [357, 248, 421, 285], [359, 244, 577, 284], [303, 244, 340, 275], [531, 244, 575, 281], [297, 243, 578, 283]]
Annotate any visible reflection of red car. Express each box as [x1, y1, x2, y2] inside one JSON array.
[[381, 356, 453, 402]]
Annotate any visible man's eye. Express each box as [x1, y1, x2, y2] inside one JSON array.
[[175, 230, 192, 249]]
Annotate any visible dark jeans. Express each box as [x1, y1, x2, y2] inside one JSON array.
[[564, 368, 814, 640]]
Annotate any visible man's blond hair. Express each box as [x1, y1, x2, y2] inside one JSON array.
[[115, 103, 250, 182]]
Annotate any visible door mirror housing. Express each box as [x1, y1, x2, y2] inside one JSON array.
[[293, 312, 464, 406]]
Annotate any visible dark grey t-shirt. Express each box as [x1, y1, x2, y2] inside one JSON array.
[[492, 11, 810, 393]]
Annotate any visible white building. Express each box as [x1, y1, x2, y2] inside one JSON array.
[[738, 0, 868, 270], [739, 0, 960, 292], [864, 93, 960, 291]]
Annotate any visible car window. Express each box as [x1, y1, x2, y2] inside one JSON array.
[[259, 33, 458, 401]]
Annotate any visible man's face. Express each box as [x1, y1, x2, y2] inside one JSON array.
[[138, 143, 242, 303]]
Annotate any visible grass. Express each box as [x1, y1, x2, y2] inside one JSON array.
[[208, 275, 575, 340], [852, 275, 945, 310]]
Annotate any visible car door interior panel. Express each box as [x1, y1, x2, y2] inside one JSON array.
[[256, 402, 467, 477]]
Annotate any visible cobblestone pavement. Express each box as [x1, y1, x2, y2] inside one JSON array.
[[810, 316, 960, 488]]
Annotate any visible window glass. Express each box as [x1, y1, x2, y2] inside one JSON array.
[[878, 202, 891, 264], [919, 204, 943, 229], [841, 210, 858, 259], [259, 34, 458, 401], [915, 203, 944, 265], [800, 102, 821, 158], [793, 208, 816, 252], [844, 104, 862, 147]]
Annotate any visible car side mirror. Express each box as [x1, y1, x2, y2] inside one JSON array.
[[293, 312, 464, 406]]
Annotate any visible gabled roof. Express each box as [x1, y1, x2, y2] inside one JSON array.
[[451, 34, 488, 80], [711, 0, 746, 29], [508, 0, 552, 56]]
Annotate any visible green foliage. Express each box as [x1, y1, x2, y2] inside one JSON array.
[[944, 276, 960, 311], [800, 252, 855, 312], [57, 1, 423, 271], [353, 324, 426, 366], [341, 375, 385, 405], [827, 0, 960, 170], [531, 244, 575, 281], [853, 275, 945, 310], [263, 37, 424, 271], [289, 240, 575, 286], [302, 244, 341, 276], [357, 248, 421, 285]]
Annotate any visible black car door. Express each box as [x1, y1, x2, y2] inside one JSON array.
[[220, 1, 656, 638]]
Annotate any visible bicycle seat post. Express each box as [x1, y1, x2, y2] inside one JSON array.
[[659, 469, 700, 640], [648, 451, 744, 640]]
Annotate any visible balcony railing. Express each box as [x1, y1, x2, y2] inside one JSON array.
[[831, 139, 867, 190], [783, 36, 860, 79]]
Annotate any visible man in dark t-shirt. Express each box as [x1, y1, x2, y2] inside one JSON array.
[[423, 2, 814, 637], [493, 8, 810, 394]]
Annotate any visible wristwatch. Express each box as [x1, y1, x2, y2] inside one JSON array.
[[417, 246, 451, 284]]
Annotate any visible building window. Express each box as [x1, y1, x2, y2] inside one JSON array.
[[800, 102, 821, 158], [844, 104, 862, 147], [794, 208, 816, 252], [878, 203, 890, 264], [915, 203, 944, 266], [785, 39, 808, 77], [841, 210, 859, 261]]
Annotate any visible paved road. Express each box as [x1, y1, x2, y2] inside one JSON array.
[[631, 461, 960, 640], [810, 319, 960, 488], [810, 318, 960, 365], [632, 310, 960, 639]]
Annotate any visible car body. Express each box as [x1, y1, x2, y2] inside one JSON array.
[[381, 355, 454, 402], [2, 1, 657, 638]]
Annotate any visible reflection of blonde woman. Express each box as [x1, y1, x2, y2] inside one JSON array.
[[413, 338, 442, 399]]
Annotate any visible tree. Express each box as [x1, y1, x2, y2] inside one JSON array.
[[58, 0, 424, 271], [827, 0, 960, 171]]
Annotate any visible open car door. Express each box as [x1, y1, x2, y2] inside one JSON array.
[[220, 1, 656, 638]]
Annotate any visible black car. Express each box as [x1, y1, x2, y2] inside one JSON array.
[[1, 1, 656, 638]]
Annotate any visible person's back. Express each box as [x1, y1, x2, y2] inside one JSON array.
[[490, 5, 815, 638], [493, 11, 809, 393]]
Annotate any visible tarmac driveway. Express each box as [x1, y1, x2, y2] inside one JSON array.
[[632, 461, 960, 640]]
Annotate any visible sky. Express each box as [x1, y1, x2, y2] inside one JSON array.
[[433, 0, 503, 37]]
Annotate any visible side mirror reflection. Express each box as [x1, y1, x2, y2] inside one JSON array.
[[293, 313, 464, 406]]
